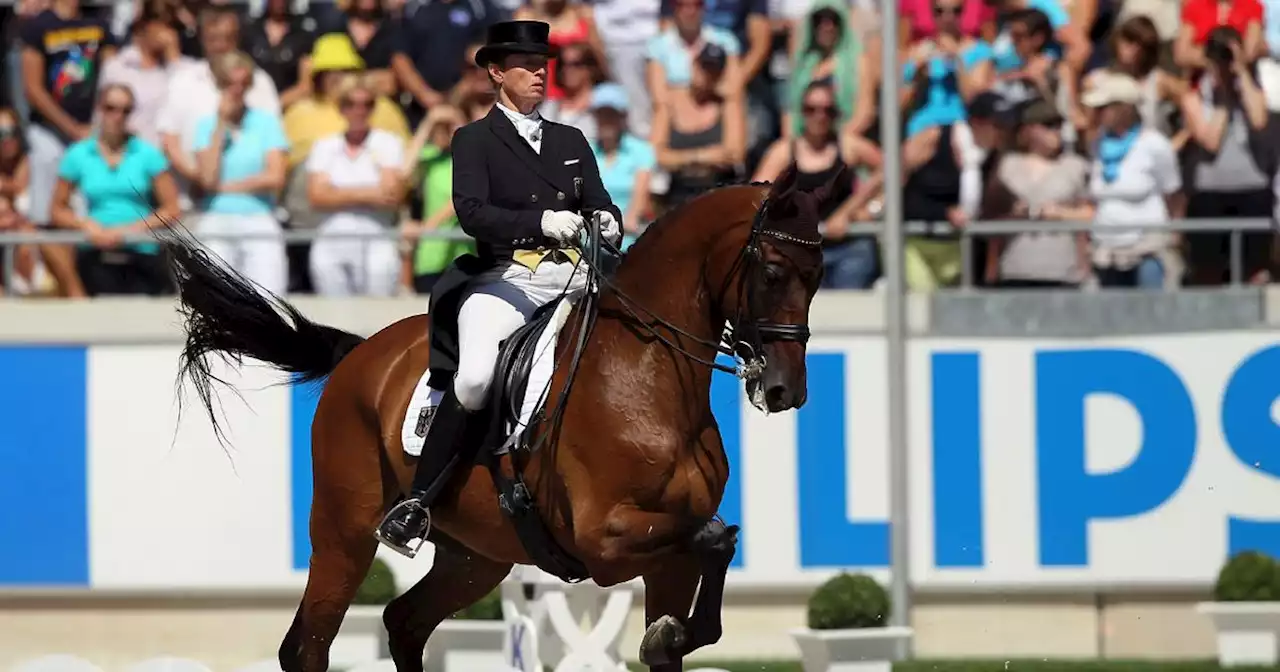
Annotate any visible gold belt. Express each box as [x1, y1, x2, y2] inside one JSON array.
[[512, 248, 581, 272]]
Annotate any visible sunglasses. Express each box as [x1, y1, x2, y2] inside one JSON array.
[[934, 5, 961, 15], [0, 126, 17, 138], [101, 103, 134, 115], [802, 104, 837, 117]]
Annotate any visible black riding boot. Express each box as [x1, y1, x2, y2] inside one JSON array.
[[375, 388, 471, 556]]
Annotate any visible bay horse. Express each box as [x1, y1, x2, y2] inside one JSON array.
[[162, 162, 849, 671]]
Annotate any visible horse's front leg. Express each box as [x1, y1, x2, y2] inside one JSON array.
[[639, 519, 740, 669]]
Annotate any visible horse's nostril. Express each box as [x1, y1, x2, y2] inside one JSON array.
[[766, 384, 787, 408]]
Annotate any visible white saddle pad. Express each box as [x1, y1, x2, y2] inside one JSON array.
[[401, 297, 577, 457]]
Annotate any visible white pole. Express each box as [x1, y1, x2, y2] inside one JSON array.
[[879, 0, 913, 655]]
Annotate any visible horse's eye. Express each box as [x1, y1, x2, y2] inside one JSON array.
[[763, 263, 784, 285]]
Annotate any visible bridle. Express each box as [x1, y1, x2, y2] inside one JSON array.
[[573, 195, 822, 382], [513, 190, 821, 455]]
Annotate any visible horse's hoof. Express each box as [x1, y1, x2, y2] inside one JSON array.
[[639, 614, 688, 666]]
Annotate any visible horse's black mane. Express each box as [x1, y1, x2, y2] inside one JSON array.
[[622, 178, 772, 257]]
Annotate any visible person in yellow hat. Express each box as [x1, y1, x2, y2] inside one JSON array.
[[280, 33, 411, 257], [281, 33, 410, 170]]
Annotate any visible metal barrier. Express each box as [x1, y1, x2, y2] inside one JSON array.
[[1, 218, 1273, 294]]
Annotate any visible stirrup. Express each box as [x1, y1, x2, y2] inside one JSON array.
[[374, 499, 432, 559]]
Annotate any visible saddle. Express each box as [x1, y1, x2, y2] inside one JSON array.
[[419, 241, 620, 583]]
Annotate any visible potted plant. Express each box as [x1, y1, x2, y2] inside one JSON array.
[[331, 557, 397, 669], [425, 588, 509, 672], [789, 572, 913, 672], [1197, 550, 1280, 666]]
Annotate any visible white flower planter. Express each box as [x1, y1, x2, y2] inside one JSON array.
[[1197, 601, 1280, 667], [424, 620, 508, 672], [330, 605, 389, 670], [790, 625, 914, 672]]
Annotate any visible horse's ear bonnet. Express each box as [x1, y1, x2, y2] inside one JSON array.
[[763, 162, 854, 245]]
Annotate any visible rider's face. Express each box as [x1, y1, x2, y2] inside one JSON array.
[[490, 54, 549, 105]]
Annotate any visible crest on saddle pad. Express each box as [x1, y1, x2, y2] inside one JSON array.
[[400, 296, 577, 458]]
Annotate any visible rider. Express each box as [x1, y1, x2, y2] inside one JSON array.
[[376, 20, 623, 555]]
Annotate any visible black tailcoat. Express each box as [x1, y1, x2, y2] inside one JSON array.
[[427, 105, 622, 384]]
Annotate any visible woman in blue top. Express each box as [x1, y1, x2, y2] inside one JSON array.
[[588, 83, 654, 251], [902, 0, 995, 138], [193, 51, 291, 297], [50, 83, 180, 296]]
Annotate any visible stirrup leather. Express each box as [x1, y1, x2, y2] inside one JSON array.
[[374, 499, 432, 559]]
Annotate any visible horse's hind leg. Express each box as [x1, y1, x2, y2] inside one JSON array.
[[639, 519, 740, 669], [384, 534, 513, 672], [280, 413, 388, 671]]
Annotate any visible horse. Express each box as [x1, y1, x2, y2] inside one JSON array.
[[161, 162, 850, 672]]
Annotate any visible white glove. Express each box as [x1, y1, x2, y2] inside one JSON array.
[[594, 210, 621, 244], [540, 210, 585, 243]]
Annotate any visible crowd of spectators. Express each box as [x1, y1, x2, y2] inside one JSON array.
[[1, 0, 1279, 297]]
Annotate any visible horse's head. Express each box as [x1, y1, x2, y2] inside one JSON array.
[[710, 162, 852, 413]]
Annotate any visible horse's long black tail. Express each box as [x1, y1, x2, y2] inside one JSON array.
[[159, 225, 366, 442]]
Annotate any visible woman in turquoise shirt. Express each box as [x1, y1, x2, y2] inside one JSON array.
[[588, 83, 654, 251], [50, 83, 181, 296], [192, 51, 291, 297]]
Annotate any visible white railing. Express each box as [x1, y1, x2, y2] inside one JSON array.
[[1, 218, 1273, 292]]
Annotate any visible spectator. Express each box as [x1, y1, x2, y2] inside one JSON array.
[[987, 0, 1090, 73], [659, 0, 772, 160], [0, 106, 42, 296], [242, 0, 319, 110], [539, 42, 605, 141], [157, 4, 281, 205], [98, 0, 190, 148], [1115, 0, 1180, 64], [588, 83, 656, 250], [192, 50, 290, 296], [515, 0, 608, 100], [646, 0, 743, 109], [989, 8, 1060, 105], [982, 97, 1091, 287], [901, 0, 995, 44], [1176, 0, 1265, 72], [282, 33, 409, 171], [401, 105, 473, 294], [783, 0, 862, 137], [651, 42, 747, 209], [20, 0, 116, 299], [1180, 26, 1275, 284], [1081, 15, 1186, 141], [894, 91, 1011, 290], [50, 83, 181, 296], [305, 75, 405, 296], [755, 80, 882, 289], [586, 0, 660, 136], [398, 0, 501, 128], [319, 0, 436, 110], [1081, 72, 1184, 289], [901, 0, 995, 138], [450, 44, 499, 122]]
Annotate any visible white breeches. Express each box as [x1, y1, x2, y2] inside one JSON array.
[[310, 214, 400, 297], [196, 212, 288, 297], [452, 259, 588, 411]]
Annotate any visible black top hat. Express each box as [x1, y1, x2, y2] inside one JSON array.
[[475, 20, 553, 67]]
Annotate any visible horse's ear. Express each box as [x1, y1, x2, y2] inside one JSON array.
[[808, 162, 854, 210], [767, 162, 801, 202]]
